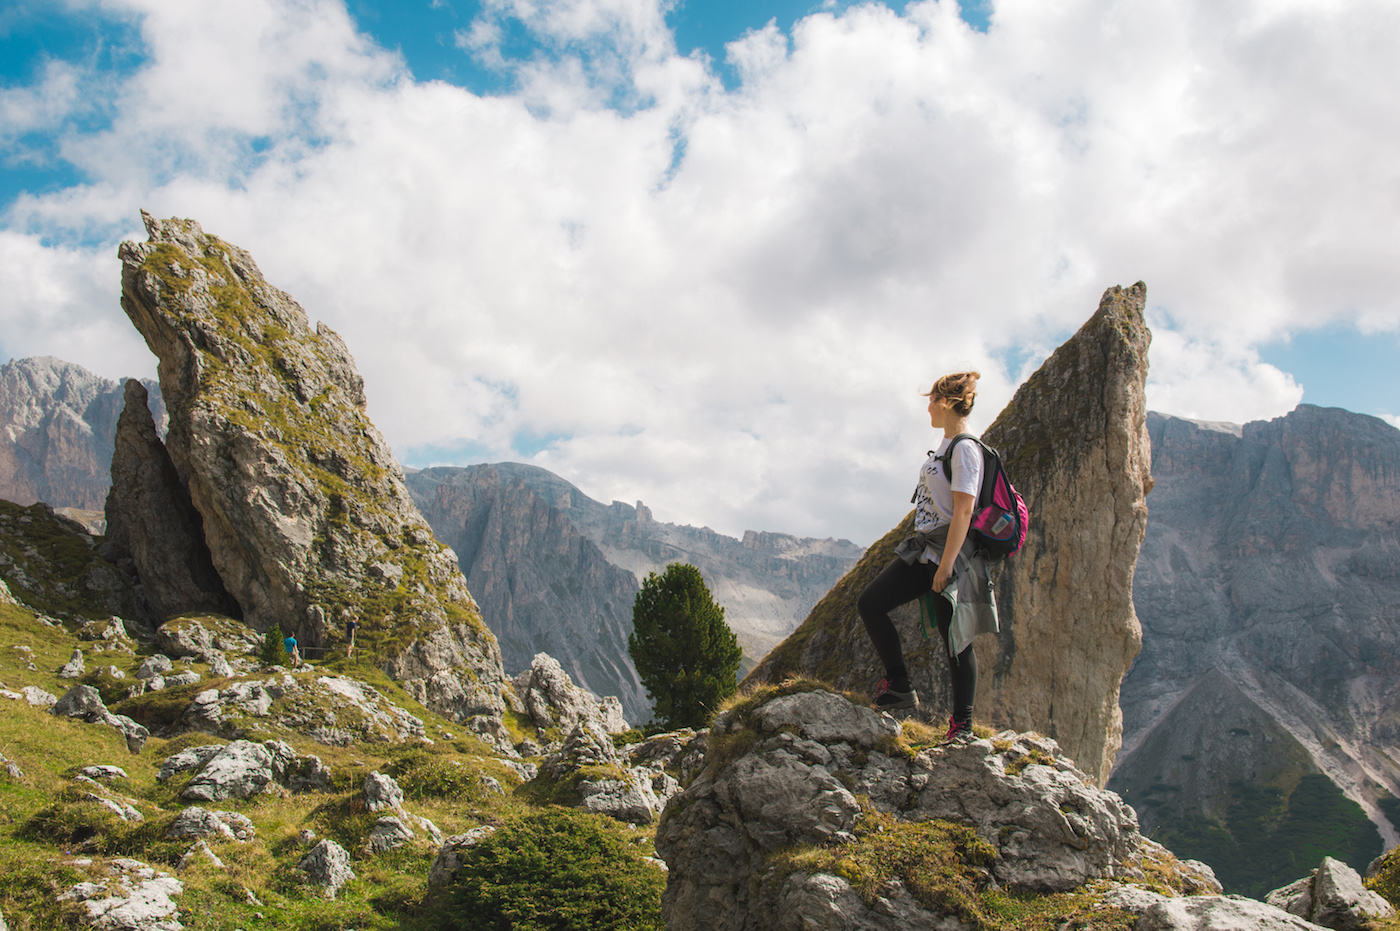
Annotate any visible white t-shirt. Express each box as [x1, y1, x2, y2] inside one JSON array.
[[913, 435, 985, 534]]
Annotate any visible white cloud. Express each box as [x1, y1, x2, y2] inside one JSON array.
[[3, 0, 1399, 544]]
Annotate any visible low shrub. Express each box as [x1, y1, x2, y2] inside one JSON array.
[[434, 806, 665, 931]]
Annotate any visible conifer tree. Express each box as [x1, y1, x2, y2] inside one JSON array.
[[628, 563, 741, 729]]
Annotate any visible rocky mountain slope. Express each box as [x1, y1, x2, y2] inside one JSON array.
[[1110, 406, 1400, 894], [747, 283, 1154, 787], [0, 356, 164, 515], [406, 462, 863, 724]]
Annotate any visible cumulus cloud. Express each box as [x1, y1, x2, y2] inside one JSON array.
[[2, 0, 1398, 543]]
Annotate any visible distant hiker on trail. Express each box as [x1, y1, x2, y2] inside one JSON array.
[[858, 371, 1000, 743], [345, 617, 357, 658], [284, 632, 301, 668]]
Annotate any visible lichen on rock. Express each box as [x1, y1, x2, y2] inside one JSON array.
[[117, 212, 507, 724]]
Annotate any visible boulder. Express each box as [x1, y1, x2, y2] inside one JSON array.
[[154, 615, 260, 661], [578, 770, 665, 825], [21, 685, 56, 707], [179, 740, 273, 801], [103, 378, 240, 621], [364, 771, 405, 812], [364, 816, 416, 854], [1266, 857, 1394, 930], [136, 655, 173, 680], [117, 213, 507, 725], [58, 648, 85, 679], [514, 652, 629, 735], [167, 806, 253, 843], [657, 688, 1183, 930], [298, 839, 354, 898], [157, 745, 224, 782], [57, 857, 184, 931], [1107, 886, 1328, 930], [175, 672, 426, 745], [745, 285, 1153, 785], [79, 766, 128, 781], [50, 684, 149, 754]]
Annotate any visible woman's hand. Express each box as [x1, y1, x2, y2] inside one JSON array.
[[933, 491, 977, 592]]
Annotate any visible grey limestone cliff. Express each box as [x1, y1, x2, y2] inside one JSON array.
[[747, 284, 1153, 786], [1112, 405, 1400, 889], [408, 464, 649, 722], [0, 356, 164, 511]]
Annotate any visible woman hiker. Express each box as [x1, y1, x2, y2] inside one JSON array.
[[857, 371, 1000, 743]]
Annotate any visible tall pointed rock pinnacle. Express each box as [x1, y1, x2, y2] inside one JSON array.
[[117, 212, 508, 725], [748, 284, 1153, 785]]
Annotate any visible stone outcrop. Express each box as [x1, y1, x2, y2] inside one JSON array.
[[1105, 886, 1329, 930], [513, 652, 627, 736], [103, 379, 238, 622], [117, 212, 506, 724], [656, 687, 1212, 931], [57, 857, 184, 931], [51, 684, 149, 753], [298, 839, 353, 898], [0, 356, 164, 512], [1114, 406, 1400, 866], [747, 284, 1153, 785], [407, 463, 863, 723], [1266, 857, 1395, 930], [168, 738, 332, 801], [175, 671, 427, 746]]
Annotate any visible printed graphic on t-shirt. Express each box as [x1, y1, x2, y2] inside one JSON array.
[[913, 437, 985, 533]]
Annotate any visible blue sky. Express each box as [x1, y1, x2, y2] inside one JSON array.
[[2, 0, 1397, 542]]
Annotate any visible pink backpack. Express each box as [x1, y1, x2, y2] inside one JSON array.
[[937, 434, 1029, 560]]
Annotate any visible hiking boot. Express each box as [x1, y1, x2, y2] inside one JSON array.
[[873, 678, 918, 710], [942, 715, 973, 744]]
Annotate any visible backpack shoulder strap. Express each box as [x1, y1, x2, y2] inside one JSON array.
[[939, 434, 1002, 507], [937, 433, 982, 481]]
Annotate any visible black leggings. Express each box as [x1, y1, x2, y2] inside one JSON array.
[[857, 557, 977, 725]]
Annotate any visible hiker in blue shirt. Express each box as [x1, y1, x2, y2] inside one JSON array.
[[858, 371, 998, 743], [284, 632, 301, 668]]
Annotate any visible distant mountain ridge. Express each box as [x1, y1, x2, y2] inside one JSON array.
[[0, 356, 164, 511], [406, 462, 864, 724], [1110, 405, 1400, 892], [0, 356, 863, 725]]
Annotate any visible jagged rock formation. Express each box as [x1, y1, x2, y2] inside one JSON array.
[[747, 284, 1153, 785], [0, 356, 165, 511], [103, 380, 238, 622], [656, 687, 1221, 931], [407, 463, 863, 723], [1112, 405, 1400, 891], [117, 212, 506, 724]]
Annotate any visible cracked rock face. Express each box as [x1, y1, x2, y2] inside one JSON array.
[[117, 212, 506, 724], [747, 285, 1152, 785], [657, 689, 1164, 931]]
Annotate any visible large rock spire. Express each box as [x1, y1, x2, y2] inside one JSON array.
[[747, 283, 1153, 784], [118, 212, 507, 723]]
